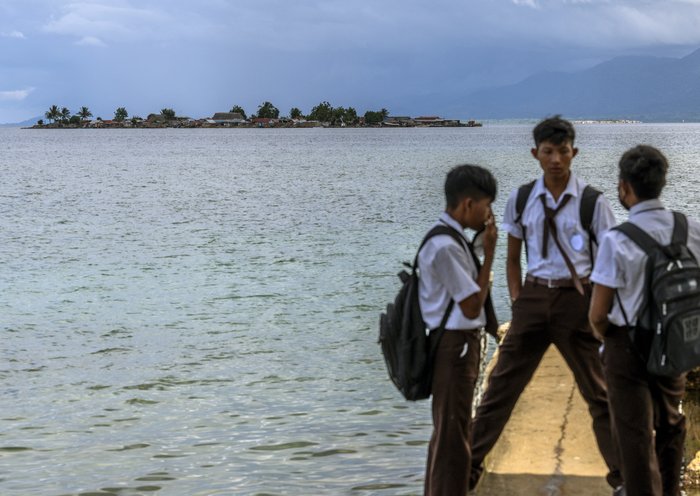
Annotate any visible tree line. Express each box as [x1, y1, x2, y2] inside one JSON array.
[[234, 101, 390, 125], [39, 101, 391, 126], [40, 105, 178, 126]]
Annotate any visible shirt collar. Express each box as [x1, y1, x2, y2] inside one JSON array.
[[439, 212, 469, 241], [629, 198, 665, 218], [532, 172, 580, 200]]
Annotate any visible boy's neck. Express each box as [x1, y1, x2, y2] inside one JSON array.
[[445, 208, 468, 230], [544, 171, 571, 201]]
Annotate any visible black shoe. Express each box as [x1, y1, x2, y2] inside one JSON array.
[[468, 466, 483, 492]]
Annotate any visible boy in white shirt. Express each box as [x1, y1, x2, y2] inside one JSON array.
[[419, 164, 498, 496], [469, 116, 622, 493], [590, 145, 700, 496]]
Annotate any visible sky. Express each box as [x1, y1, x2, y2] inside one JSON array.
[[2, 0, 700, 123]]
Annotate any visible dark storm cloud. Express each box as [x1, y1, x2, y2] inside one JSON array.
[[1, 0, 700, 122]]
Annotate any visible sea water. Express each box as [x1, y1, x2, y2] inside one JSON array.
[[1, 125, 699, 495]]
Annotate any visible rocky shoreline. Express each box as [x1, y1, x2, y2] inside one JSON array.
[[684, 370, 700, 489]]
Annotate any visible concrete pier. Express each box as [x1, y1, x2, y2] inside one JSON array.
[[474, 346, 611, 495]]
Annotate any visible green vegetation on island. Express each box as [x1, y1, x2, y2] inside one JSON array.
[[31, 101, 481, 129]]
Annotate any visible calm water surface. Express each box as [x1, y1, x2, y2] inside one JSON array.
[[1, 125, 699, 495]]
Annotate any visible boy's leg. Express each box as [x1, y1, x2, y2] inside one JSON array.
[[604, 327, 662, 496], [425, 329, 481, 496], [651, 374, 686, 496], [469, 282, 550, 487], [551, 287, 621, 488]]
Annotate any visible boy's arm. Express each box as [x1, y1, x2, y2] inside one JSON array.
[[458, 220, 497, 319], [589, 230, 624, 340], [589, 283, 615, 340], [592, 195, 617, 238], [506, 234, 523, 303]]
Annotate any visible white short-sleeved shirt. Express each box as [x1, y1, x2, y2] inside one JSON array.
[[502, 173, 617, 279], [418, 212, 484, 331], [591, 199, 700, 326]]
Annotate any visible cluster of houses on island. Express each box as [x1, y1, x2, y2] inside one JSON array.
[[33, 112, 482, 129]]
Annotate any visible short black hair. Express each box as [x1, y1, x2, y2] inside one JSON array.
[[533, 115, 576, 147], [618, 145, 668, 200], [445, 164, 497, 209]]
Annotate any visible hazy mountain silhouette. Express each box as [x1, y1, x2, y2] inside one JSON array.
[[0, 116, 41, 127], [461, 48, 700, 121]]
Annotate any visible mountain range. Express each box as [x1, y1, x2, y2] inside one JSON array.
[[0, 116, 41, 127], [458, 48, 700, 122]]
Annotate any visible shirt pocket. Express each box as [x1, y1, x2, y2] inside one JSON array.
[[561, 218, 586, 253]]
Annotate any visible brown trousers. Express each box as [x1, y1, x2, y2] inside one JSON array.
[[469, 282, 621, 488], [424, 329, 482, 496], [604, 325, 686, 496]]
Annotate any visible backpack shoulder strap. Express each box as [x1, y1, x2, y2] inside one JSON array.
[[580, 185, 602, 241], [413, 224, 467, 268], [514, 180, 536, 224], [613, 221, 661, 254], [514, 180, 536, 262], [671, 211, 688, 245], [415, 224, 467, 331]]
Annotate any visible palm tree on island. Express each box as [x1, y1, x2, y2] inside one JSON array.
[[77, 106, 92, 121], [60, 107, 71, 124], [44, 105, 60, 124]]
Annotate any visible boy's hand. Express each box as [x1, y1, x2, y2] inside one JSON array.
[[482, 210, 497, 256]]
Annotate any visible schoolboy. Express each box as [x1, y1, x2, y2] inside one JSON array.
[[589, 145, 700, 496], [419, 164, 497, 496], [469, 116, 622, 493]]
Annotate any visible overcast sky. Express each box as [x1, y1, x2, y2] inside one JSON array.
[[2, 0, 700, 123]]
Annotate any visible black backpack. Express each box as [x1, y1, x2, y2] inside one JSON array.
[[514, 180, 601, 259], [378, 225, 467, 401], [614, 212, 700, 377]]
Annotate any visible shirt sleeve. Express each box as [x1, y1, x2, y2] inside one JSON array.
[[590, 231, 624, 289], [430, 241, 481, 303], [501, 188, 522, 239], [687, 217, 700, 263], [591, 194, 618, 239]]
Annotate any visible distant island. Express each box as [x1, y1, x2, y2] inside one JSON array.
[[572, 119, 642, 124], [28, 101, 481, 129]]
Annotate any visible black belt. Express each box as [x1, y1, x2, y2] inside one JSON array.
[[525, 274, 590, 289]]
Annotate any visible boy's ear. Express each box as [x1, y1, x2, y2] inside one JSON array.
[[530, 147, 538, 159], [572, 147, 579, 158]]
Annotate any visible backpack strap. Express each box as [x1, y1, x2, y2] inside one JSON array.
[[613, 221, 661, 255], [580, 185, 601, 243], [671, 211, 688, 245], [414, 224, 467, 333], [514, 180, 536, 260], [413, 225, 468, 269], [514, 180, 536, 224], [579, 185, 602, 266], [515, 180, 602, 267], [416, 223, 499, 338]]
